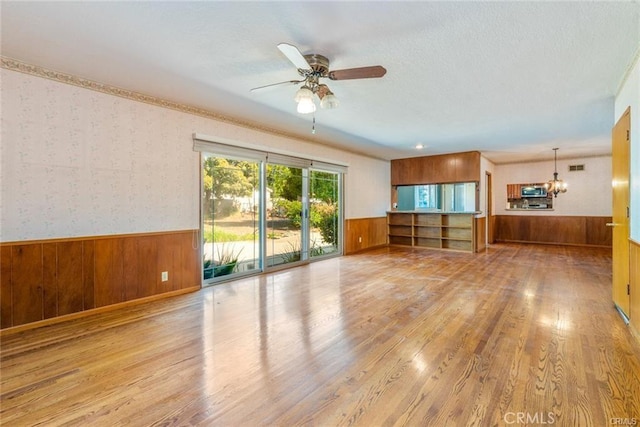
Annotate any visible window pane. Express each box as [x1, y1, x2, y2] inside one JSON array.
[[415, 185, 439, 209]]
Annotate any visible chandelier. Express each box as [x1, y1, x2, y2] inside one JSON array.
[[545, 148, 567, 197]]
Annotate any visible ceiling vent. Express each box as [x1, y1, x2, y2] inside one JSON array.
[[568, 164, 585, 172]]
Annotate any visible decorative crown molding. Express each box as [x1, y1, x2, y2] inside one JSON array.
[[0, 56, 311, 144]]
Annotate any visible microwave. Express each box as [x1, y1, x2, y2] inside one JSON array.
[[521, 185, 547, 198]]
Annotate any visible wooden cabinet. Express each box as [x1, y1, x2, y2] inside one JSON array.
[[390, 157, 425, 186], [455, 151, 481, 182], [388, 212, 476, 252], [507, 184, 522, 200], [391, 151, 480, 185]]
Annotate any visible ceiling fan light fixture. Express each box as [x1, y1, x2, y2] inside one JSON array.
[[320, 92, 339, 109], [296, 97, 316, 114], [294, 85, 313, 103], [266, 44, 385, 117]]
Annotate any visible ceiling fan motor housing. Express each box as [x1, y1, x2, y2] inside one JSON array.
[[302, 54, 330, 77]]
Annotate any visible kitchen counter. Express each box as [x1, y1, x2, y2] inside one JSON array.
[[389, 210, 482, 215]]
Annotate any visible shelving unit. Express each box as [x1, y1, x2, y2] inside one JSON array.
[[387, 212, 413, 246], [413, 213, 441, 249], [387, 212, 476, 252]]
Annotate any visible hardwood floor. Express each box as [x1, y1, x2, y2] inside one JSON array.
[[1, 243, 639, 426]]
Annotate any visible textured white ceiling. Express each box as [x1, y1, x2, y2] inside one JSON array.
[[2, 1, 639, 163]]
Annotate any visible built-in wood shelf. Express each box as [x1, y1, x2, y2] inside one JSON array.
[[387, 212, 476, 252]]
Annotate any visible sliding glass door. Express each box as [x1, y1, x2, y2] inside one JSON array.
[[202, 155, 261, 283], [199, 143, 343, 284], [309, 170, 340, 258], [266, 165, 308, 268]]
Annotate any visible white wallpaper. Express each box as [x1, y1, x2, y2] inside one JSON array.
[[494, 155, 612, 217], [0, 68, 390, 242]]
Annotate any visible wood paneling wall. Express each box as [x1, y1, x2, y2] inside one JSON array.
[[0, 230, 200, 329], [344, 217, 388, 254], [495, 216, 612, 247], [630, 240, 640, 340]]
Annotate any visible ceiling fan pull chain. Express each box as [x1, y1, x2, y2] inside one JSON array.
[[312, 114, 316, 134]]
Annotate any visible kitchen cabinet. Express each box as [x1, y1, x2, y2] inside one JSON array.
[[391, 151, 480, 186], [507, 184, 522, 200], [455, 151, 482, 182], [388, 212, 476, 252], [390, 157, 426, 186]]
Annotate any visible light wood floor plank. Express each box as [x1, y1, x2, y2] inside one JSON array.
[[1, 243, 639, 426]]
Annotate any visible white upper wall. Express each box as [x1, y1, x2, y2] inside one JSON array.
[[0, 69, 390, 242], [494, 155, 612, 217], [615, 51, 640, 242]]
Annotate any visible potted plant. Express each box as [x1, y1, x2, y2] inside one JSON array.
[[213, 244, 243, 277], [203, 257, 214, 280]]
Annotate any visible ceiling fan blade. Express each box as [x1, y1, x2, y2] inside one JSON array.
[[250, 80, 304, 92], [328, 65, 387, 80], [277, 43, 312, 70]]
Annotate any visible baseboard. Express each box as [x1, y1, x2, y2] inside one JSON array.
[[345, 244, 388, 255], [614, 304, 631, 325], [495, 239, 611, 249], [0, 286, 200, 336]]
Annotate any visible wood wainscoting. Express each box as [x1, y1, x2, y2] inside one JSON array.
[[0, 230, 200, 329], [495, 215, 612, 247], [344, 217, 387, 254]]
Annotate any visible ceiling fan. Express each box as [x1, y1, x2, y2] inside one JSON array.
[[251, 43, 387, 114]]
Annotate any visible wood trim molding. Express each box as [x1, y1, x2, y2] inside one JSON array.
[[630, 239, 640, 342], [0, 229, 198, 246]]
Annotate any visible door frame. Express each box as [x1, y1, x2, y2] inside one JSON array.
[[611, 107, 631, 320], [486, 171, 494, 245]]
